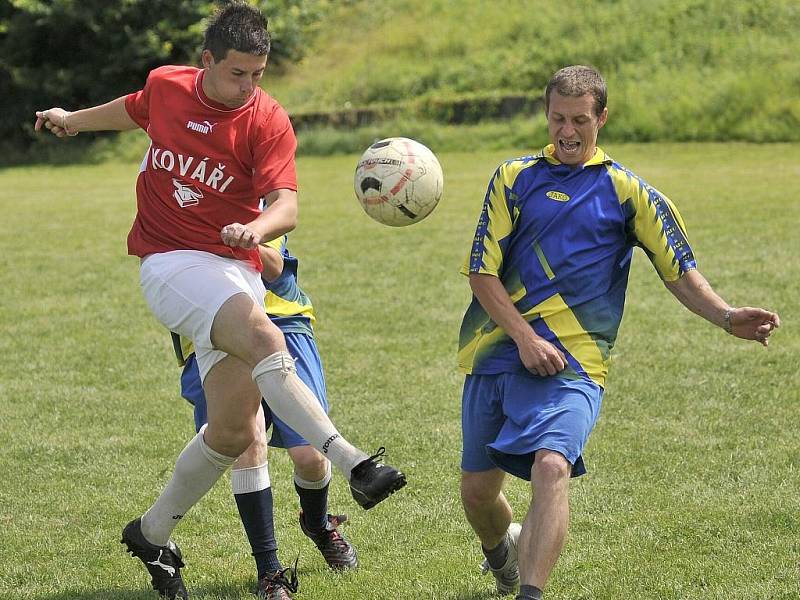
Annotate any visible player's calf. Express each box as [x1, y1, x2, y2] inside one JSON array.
[[480, 522, 522, 595]]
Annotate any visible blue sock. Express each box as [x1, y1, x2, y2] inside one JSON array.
[[295, 482, 330, 531], [518, 584, 544, 600], [482, 535, 510, 569], [234, 488, 282, 578]]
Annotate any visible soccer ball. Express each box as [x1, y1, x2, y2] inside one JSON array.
[[354, 137, 443, 226]]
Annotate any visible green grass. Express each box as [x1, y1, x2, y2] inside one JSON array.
[[0, 143, 798, 599], [265, 0, 800, 142]]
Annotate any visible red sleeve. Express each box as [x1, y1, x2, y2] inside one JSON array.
[[252, 104, 298, 196], [124, 66, 182, 131], [125, 72, 155, 131]]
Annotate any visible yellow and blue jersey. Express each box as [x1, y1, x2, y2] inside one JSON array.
[[458, 144, 696, 387], [171, 235, 315, 365], [261, 235, 316, 336]]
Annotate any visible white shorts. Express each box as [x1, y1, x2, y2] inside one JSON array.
[[140, 250, 266, 382]]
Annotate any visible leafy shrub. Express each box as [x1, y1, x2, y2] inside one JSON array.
[[0, 0, 332, 161]]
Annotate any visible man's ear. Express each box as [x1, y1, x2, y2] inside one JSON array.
[[598, 107, 609, 129], [201, 49, 214, 69]]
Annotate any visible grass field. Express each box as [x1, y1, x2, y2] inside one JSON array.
[[266, 0, 800, 143], [0, 144, 798, 600]]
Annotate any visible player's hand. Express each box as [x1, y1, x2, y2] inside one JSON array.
[[34, 108, 77, 137], [518, 336, 568, 376], [729, 307, 781, 347], [221, 223, 262, 249]]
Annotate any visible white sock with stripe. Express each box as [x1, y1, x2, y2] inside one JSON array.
[[231, 463, 271, 494], [252, 351, 367, 479]]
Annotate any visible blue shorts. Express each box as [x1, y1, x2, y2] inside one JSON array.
[[461, 372, 603, 480], [180, 331, 328, 448]]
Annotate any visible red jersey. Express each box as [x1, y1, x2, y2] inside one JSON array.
[[125, 65, 298, 271]]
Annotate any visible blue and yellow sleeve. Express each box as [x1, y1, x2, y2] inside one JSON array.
[[609, 166, 696, 281], [170, 331, 195, 367], [461, 162, 520, 277], [262, 235, 286, 254]]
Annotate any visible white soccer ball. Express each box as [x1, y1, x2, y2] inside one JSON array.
[[354, 137, 444, 226]]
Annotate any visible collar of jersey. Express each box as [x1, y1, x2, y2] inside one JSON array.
[[541, 144, 612, 167], [194, 69, 257, 113]]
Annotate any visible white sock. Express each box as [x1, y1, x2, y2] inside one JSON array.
[[252, 352, 367, 479], [293, 462, 332, 490], [141, 425, 236, 546], [231, 463, 271, 494]]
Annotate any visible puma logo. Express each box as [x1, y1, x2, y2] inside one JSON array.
[[147, 550, 176, 576], [186, 120, 217, 134]]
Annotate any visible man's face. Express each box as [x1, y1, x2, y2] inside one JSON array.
[[202, 49, 267, 108], [546, 91, 608, 165]]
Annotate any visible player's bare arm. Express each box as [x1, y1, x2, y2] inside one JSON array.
[[34, 96, 138, 138], [257, 244, 284, 282], [469, 273, 567, 376], [664, 269, 780, 346], [221, 188, 298, 249]]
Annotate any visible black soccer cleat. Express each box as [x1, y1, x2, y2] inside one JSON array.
[[121, 518, 189, 600], [349, 447, 407, 510], [299, 512, 358, 570]]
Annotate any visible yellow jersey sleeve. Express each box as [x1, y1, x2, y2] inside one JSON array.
[[609, 166, 696, 281], [461, 160, 529, 277]]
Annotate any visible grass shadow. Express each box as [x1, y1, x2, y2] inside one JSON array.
[[447, 588, 498, 600], [37, 582, 253, 600]]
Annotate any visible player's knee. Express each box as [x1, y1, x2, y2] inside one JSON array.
[[216, 307, 286, 367], [290, 446, 328, 481], [461, 473, 501, 508], [229, 428, 259, 457], [207, 421, 259, 458], [238, 436, 268, 466], [243, 322, 287, 365], [532, 450, 571, 486]]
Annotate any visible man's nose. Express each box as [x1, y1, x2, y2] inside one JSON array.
[[560, 123, 576, 137]]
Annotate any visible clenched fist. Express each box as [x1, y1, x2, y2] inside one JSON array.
[[35, 108, 78, 137], [221, 223, 262, 249]]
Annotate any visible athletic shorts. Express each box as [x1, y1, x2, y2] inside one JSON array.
[[181, 331, 328, 449], [461, 372, 603, 480], [140, 250, 266, 383]]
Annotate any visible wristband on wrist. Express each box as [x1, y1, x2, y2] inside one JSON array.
[[723, 308, 734, 334], [61, 112, 79, 137]]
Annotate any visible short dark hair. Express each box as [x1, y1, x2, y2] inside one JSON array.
[[545, 65, 607, 117], [204, 2, 271, 61]]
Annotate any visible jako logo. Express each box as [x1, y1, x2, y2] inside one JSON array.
[[546, 190, 570, 202], [186, 120, 217, 134], [322, 434, 340, 454]]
